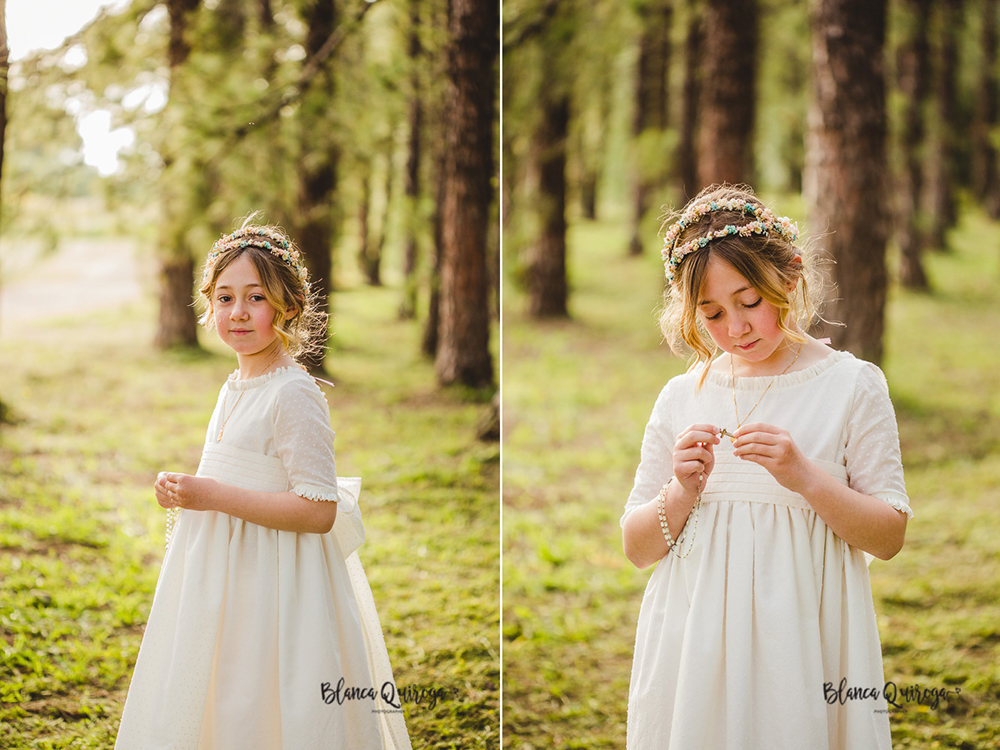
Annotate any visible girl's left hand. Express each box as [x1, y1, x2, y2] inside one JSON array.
[[155, 472, 217, 512], [732, 423, 814, 495]]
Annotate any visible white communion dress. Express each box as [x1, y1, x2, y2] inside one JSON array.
[[115, 367, 411, 750], [622, 351, 912, 750]]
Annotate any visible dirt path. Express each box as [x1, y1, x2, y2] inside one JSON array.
[[0, 237, 150, 338]]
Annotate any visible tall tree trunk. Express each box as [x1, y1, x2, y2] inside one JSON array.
[[628, 0, 672, 256], [435, 0, 497, 387], [677, 0, 702, 201], [155, 0, 202, 350], [527, 75, 569, 317], [896, 0, 931, 290], [924, 0, 962, 251], [421, 149, 445, 358], [357, 166, 375, 284], [296, 0, 339, 373], [697, 0, 757, 186], [973, 0, 1000, 215], [400, 0, 423, 319], [806, 0, 890, 365]]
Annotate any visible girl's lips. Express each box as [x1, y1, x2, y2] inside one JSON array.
[[736, 340, 758, 351]]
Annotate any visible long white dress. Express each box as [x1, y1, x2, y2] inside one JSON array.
[[115, 367, 411, 750], [621, 351, 912, 750]]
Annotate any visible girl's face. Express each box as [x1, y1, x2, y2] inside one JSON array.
[[211, 255, 281, 358], [696, 255, 792, 372]]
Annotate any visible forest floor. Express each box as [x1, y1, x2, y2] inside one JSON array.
[[0, 254, 500, 748], [502, 202, 1000, 749]]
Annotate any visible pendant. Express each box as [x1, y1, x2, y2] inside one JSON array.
[[719, 428, 736, 441]]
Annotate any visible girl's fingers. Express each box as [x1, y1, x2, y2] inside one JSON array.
[[679, 425, 720, 445]]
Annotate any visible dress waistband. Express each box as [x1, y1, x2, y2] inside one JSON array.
[[195, 441, 366, 556], [700, 451, 848, 511]]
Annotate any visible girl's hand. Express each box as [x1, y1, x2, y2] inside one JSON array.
[[732, 423, 815, 494], [672, 424, 720, 498], [155, 472, 218, 512]]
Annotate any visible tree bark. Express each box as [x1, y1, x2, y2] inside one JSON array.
[[525, 17, 570, 319], [677, 0, 702, 201], [155, 0, 202, 350], [527, 79, 569, 317], [973, 0, 1000, 216], [806, 0, 890, 365], [421, 149, 445, 358], [697, 0, 757, 186], [296, 0, 339, 372], [435, 0, 497, 387], [924, 0, 962, 251], [628, 0, 672, 256], [400, 0, 424, 319], [896, 0, 931, 290]]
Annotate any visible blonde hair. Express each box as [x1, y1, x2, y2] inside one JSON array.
[[658, 185, 825, 385], [198, 216, 327, 362]]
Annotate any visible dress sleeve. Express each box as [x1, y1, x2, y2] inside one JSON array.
[[844, 363, 912, 518], [621, 383, 675, 528], [273, 376, 339, 503]]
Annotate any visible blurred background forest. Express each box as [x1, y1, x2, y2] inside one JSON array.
[[503, 0, 1000, 748], [0, 0, 499, 747]]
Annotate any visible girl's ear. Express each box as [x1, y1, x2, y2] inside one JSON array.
[[786, 255, 803, 293]]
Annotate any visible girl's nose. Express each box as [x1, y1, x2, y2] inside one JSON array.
[[230, 300, 249, 320], [729, 313, 751, 338]]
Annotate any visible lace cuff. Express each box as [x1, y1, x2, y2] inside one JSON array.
[[293, 483, 339, 503], [871, 491, 913, 519]]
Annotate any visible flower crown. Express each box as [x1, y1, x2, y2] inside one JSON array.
[[661, 199, 799, 287], [204, 226, 308, 287]]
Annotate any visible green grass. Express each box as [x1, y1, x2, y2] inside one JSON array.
[[0, 277, 499, 748], [502, 205, 1000, 749]]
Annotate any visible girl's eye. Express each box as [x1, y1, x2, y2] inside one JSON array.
[[251, 295, 266, 302], [217, 295, 232, 303], [745, 298, 762, 309], [706, 311, 722, 321]]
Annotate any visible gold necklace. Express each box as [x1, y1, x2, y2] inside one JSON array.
[[217, 343, 284, 442], [719, 342, 803, 441]]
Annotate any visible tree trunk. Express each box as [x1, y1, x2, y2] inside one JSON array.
[[896, 0, 931, 290], [973, 0, 1000, 216], [155, 0, 202, 350], [400, 0, 423, 319], [527, 86, 569, 317], [296, 0, 339, 373], [677, 0, 703, 201], [421, 150, 444, 358], [357, 167, 381, 285], [806, 0, 890, 365], [526, 29, 570, 318], [697, 0, 757, 186], [628, 0, 672, 256], [924, 0, 962, 251], [435, 0, 497, 388]]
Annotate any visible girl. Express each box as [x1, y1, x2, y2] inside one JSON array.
[[621, 185, 911, 749], [115, 219, 411, 750]]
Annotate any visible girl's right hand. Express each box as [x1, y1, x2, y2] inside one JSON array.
[[672, 424, 720, 497]]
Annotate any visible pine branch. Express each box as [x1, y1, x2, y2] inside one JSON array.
[[207, 0, 381, 164]]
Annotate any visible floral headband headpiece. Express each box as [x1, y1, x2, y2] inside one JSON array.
[[661, 199, 799, 287], [204, 226, 308, 287]]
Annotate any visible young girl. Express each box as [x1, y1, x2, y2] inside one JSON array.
[[621, 185, 911, 749], [115, 219, 411, 750]]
